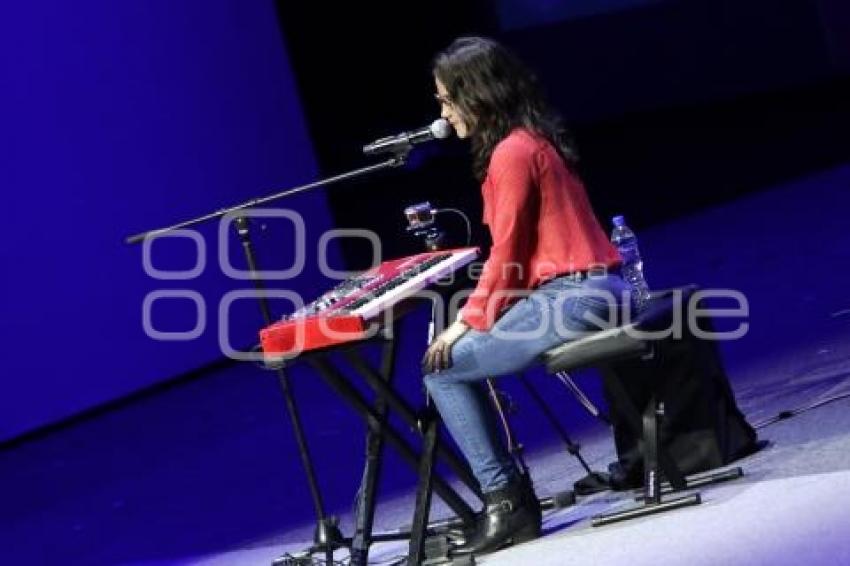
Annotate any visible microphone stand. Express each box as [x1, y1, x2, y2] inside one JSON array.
[[125, 155, 407, 244], [125, 151, 410, 564]]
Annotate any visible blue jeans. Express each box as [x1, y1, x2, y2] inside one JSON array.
[[423, 273, 631, 492]]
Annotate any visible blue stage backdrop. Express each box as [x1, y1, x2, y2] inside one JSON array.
[[0, 1, 336, 441]]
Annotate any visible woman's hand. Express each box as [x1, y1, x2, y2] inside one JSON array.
[[421, 320, 469, 374]]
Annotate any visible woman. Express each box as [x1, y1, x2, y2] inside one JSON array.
[[422, 36, 629, 554]]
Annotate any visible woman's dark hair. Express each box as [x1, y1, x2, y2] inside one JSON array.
[[433, 36, 576, 181]]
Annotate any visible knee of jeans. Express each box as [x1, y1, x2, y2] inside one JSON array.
[[423, 370, 458, 395], [423, 373, 440, 393]]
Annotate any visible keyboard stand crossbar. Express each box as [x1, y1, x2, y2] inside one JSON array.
[[279, 329, 479, 565]]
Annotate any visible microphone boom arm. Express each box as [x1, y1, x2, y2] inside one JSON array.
[[124, 154, 409, 245]]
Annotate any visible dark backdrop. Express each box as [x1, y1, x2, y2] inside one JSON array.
[[276, 0, 850, 265]]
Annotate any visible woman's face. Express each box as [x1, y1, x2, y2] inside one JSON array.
[[435, 77, 472, 139]]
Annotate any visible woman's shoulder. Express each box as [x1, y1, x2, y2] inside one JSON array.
[[489, 128, 558, 171], [490, 128, 540, 164]]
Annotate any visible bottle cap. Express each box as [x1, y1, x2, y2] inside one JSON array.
[[612, 215, 625, 227]]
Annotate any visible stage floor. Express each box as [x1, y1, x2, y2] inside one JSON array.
[[3, 164, 850, 565]]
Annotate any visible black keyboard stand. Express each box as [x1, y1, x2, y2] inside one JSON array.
[[123, 149, 475, 565], [268, 324, 482, 566]]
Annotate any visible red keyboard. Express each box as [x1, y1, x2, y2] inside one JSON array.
[[260, 247, 479, 360]]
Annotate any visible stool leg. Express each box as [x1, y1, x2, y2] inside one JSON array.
[[520, 374, 596, 477], [555, 371, 610, 424], [635, 467, 743, 501], [591, 393, 701, 527], [650, 400, 688, 491], [591, 492, 701, 526], [643, 397, 662, 504]]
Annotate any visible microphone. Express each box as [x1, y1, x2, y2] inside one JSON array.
[[363, 118, 452, 156]]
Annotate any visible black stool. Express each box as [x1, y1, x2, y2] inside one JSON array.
[[540, 286, 744, 526]]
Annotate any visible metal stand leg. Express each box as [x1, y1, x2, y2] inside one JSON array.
[[519, 374, 608, 489], [350, 337, 397, 565], [233, 217, 343, 561], [408, 408, 440, 566]]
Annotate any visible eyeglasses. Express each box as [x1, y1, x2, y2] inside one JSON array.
[[434, 93, 455, 107]]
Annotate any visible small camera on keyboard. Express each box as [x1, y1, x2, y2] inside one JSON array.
[[404, 201, 446, 250]]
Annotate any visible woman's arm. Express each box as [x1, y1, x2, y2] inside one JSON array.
[[461, 143, 539, 331]]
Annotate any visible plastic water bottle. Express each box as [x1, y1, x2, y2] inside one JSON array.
[[610, 215, 650, 311]]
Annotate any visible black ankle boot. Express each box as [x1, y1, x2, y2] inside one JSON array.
[[453, 479, 542, 556]]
